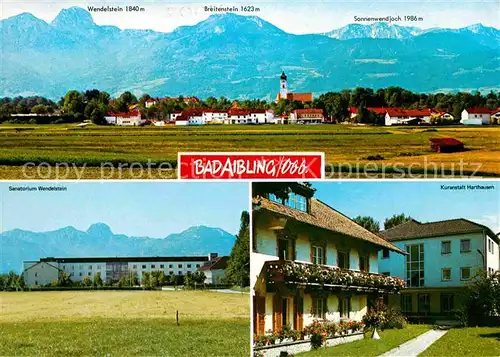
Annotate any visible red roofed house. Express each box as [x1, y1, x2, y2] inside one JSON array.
[[228, 108, 251, 124], [289, 109, 324, 124], [429, 138, 465, 153], [145, 98, 159, 108], [198, 256, 229, 284], [491, 108, 500, 124], [175, 108, 205, 126], [105, 110, 144, 126], [275, 72, 313, 103], [348, 107, 388, 122], [385, 108, 432, 126], [461, 108, 492, 125]]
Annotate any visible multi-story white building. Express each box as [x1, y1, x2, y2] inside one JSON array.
[[251, 183, 405, 335], [23, 254, 219, 287], [378, 219, 499, 317]]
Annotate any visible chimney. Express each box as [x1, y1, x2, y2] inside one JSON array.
[[208, 253, 218, 261]]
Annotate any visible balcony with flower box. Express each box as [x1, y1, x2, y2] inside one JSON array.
[[266, 260, 406, 294]]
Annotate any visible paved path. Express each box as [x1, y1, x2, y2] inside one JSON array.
[[380, 329, 448, 357]]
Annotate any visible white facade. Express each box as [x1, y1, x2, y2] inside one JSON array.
[[23, 262, 61, 287], [22, 256, 216, 287], [460, 109, 491, 125], [378, 232, 498, 288], [116, 115, 144, 126], [203, 269, 226, 284], [202, 111, 228, 124], [105, 112, 145, 126], [170, 112, 182, 122]]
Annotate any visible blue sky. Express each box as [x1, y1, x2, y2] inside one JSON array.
[[0, 182, 249, 237], [312, 181, 499, 232], [2, 0, 499, 33]]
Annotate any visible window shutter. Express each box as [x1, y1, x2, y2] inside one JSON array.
[[273, 295, 283, 331], [297, 295, 303, 330], [310, 245, 314, 264], [323, 297, 328, 319], [323, 245, 327, 265], [256, 296, 266, 335]]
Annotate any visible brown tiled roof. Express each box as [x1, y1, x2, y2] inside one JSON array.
[[253, 197, 405, 254], [379, 218, 498, 243], [198, 256, 229, 271]]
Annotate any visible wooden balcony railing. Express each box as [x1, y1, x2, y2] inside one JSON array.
[[266, 260, 406, 293]]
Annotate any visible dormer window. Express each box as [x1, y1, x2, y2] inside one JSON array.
[[285, 192, 307, 212], [270, 192, 307, 212]]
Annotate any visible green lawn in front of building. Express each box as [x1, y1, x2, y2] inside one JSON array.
[[297, 324, 431, 356], [419, 326, 500, 357]]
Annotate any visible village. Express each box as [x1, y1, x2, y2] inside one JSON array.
[[103, 72, 500, 127]]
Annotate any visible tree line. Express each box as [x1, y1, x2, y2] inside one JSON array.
[[1, 87, 499, 125], [353, 213, 413, 233]]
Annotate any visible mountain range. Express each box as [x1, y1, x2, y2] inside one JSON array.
[[0, 223, 236, 273], [1, 7, 499, 99]]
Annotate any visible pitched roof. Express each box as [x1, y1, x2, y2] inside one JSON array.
[[465, 107, 492, 114], [287, 93, 313, 102], [198, 256, 229, 271], [429, 138, 464, 146], [23, 261, 62, 273], [379, 218, 498, 243], [293, 109, 324, 115], [349, 107, 389, 115], [253, 196, 405, 254], [108, 110, 141, 118]]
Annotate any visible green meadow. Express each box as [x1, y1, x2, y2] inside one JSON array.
[[0, 124, 498, 179], [0, 290, 250, 356]]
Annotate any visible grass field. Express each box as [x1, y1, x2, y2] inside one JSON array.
[[419, 327, 500, 356], [297, 325, 431, 356], [0, 290, 250, 356], [0, 124, 499, 179]]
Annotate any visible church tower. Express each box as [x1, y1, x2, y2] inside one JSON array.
[[279, 71, 288, 99]]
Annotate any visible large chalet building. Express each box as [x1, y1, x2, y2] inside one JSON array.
[[251, 183, 405, 335]]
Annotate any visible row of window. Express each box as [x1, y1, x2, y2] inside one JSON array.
[[131, 264, 199, 269], [62, 263, 201, 270], [269, 192, 308, 212], [441, 267, 471, 281], [488, 239, 495, 254], [401, 293, 454, 313], [311, 246, 369, 272], [381, 238, 477, 260], [311, 297, 350, 319], [441, 239, 472, 254]]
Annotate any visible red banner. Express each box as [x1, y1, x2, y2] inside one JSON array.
[[178, 152, 324, 180]]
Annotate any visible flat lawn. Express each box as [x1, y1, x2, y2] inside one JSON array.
[[297, 324, 431, 356], [0, 290, 249, 356], [420, 327, 500, 356], [0, 124, 498, 179]]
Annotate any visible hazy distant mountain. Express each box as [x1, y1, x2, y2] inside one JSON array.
[[322, 23, 424, 40], [1, 7, 499, 99], [0, 223, 236, 273], [321, 22, 500, 43]]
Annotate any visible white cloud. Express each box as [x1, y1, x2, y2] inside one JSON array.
[[471, 214, 500, 234], [1, 1, 499, 33]]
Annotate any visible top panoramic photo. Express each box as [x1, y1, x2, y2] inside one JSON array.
[[1, 0, 499, 179]]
